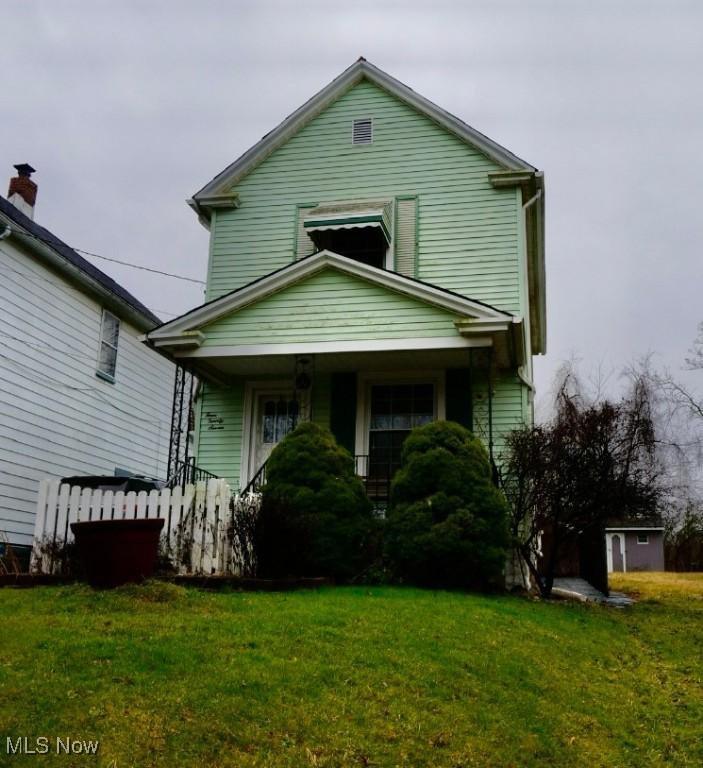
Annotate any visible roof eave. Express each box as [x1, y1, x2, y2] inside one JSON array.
[[146, 250, 514, 344], [1, 213, 159, 332], [191, 59, 536, 203]]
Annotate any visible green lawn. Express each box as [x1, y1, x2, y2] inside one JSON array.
[[1, 577, 701, 767]]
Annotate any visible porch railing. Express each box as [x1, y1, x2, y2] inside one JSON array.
[[167, 458, 220, 490], [354, 455, 395, 509], [241, 461, 267, 496], [239, 455, 394, 508]]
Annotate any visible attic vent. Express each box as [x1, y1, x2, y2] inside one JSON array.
[[352, 118, 373, 145]]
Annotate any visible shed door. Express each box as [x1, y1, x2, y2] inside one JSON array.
[[611, 534, 624, 572]]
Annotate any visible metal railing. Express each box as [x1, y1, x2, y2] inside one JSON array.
[[354, 455, 396, 509], [241, 461, 267, 496], [240, 455, 396, 507], [167, 458, 220, 490]]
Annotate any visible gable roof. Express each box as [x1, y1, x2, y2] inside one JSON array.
[[189, 58, 537, 209], [145, 250, 515, 349], [0, 195, 161, 331]]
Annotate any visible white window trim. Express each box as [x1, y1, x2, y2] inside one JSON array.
[[239, 379, 310, 489], [240, 379, 294, 490], [96, 309, 120, 382], [637, 534, 649, 545], [354, 370, 446, 459]]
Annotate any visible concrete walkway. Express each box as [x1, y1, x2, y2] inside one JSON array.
[[552, 577, 634, 607]]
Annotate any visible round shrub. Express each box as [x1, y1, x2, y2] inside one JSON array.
[[255, 421, 375, 581], [384, 421, 509, 590]]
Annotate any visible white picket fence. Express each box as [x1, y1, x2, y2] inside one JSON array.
[[31, 478, 258, 577]]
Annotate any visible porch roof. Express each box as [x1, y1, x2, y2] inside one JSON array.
[[143, 251, 524, 383]]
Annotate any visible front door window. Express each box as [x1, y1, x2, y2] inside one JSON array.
[[252, 393, 298, 477], [368, 383, 434, 482]]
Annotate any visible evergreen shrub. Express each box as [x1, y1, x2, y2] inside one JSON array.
[[384, 421, 509, 590], [255, 422, 375, 581]]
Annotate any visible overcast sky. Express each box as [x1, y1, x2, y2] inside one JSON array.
[[2, 0, 702, 402]]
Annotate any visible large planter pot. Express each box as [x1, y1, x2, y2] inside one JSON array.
[[71, 518, 165, 588]]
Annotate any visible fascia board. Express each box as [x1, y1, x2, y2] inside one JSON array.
[[193, 60, 536, 200], [605, 527, 665, 532], [147, 251, 513, 342], [177, 335, 494, 359]]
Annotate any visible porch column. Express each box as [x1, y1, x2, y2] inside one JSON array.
[[330, 372, 357, 454]]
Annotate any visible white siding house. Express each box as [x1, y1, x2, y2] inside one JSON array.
[[0, 166, 175, 555]]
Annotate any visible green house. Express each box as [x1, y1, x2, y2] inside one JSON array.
[[146, 59, 545, 498]]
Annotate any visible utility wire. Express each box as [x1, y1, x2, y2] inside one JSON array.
[[7, 227, 206, 284], [0, 248, 184, 320], [0, 351, 167, 426]]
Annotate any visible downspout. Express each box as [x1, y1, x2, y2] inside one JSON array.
[[468, 348, 474, 432], [0, 224, 12, 240], [487, 347, 494, 465], [519, 185, 542, 406], [523, 188, 542, 214], [517, 367, 535, 392]]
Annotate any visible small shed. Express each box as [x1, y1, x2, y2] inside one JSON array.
[[605, 518, 665, 573]]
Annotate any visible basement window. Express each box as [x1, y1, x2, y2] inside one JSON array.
[[97, 309, 120, 381], [352, 118, 373, 145]]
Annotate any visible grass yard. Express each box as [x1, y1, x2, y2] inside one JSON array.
[[0, 577, 702, 767]]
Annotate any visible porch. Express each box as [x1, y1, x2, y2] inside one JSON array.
[[186, 345, 522, 497], [144, 251, 530, 493]]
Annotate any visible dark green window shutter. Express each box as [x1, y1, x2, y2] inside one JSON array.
[[445, 368, 472, 431], [330, 372, 357, 454]]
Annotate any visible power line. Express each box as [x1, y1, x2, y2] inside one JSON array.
[[9, 227, 206, 284], [0, 248, 185, 320], [0, 351, 167, 426]]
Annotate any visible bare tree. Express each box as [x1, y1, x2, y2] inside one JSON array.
[[685, 321, 703, 371], [501, 366, 662, 597]]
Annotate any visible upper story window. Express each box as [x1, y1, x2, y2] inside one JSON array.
[[302, 200, 391, 269], [637, 534, 649, 544], [296, 197, 418, 276], [97, 309, 120, 381], [313, 227, 387, 269]]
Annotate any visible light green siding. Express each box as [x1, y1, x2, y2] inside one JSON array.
[[196, 381, 244, 488], [200, 268, 460, 346], [472, 369, 526, 462], [208, 80, 520, 313]]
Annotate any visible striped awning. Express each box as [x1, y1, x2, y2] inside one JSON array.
[[303, 200, 392, 242]]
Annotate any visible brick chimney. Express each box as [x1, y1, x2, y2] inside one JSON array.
[[8, 164, 37, 220]]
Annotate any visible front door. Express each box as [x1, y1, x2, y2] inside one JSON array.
[[249, 391, 298, 481]]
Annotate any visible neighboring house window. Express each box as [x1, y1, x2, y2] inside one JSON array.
[[97, 309, 120, 380], [637, 534, 649, 544]]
